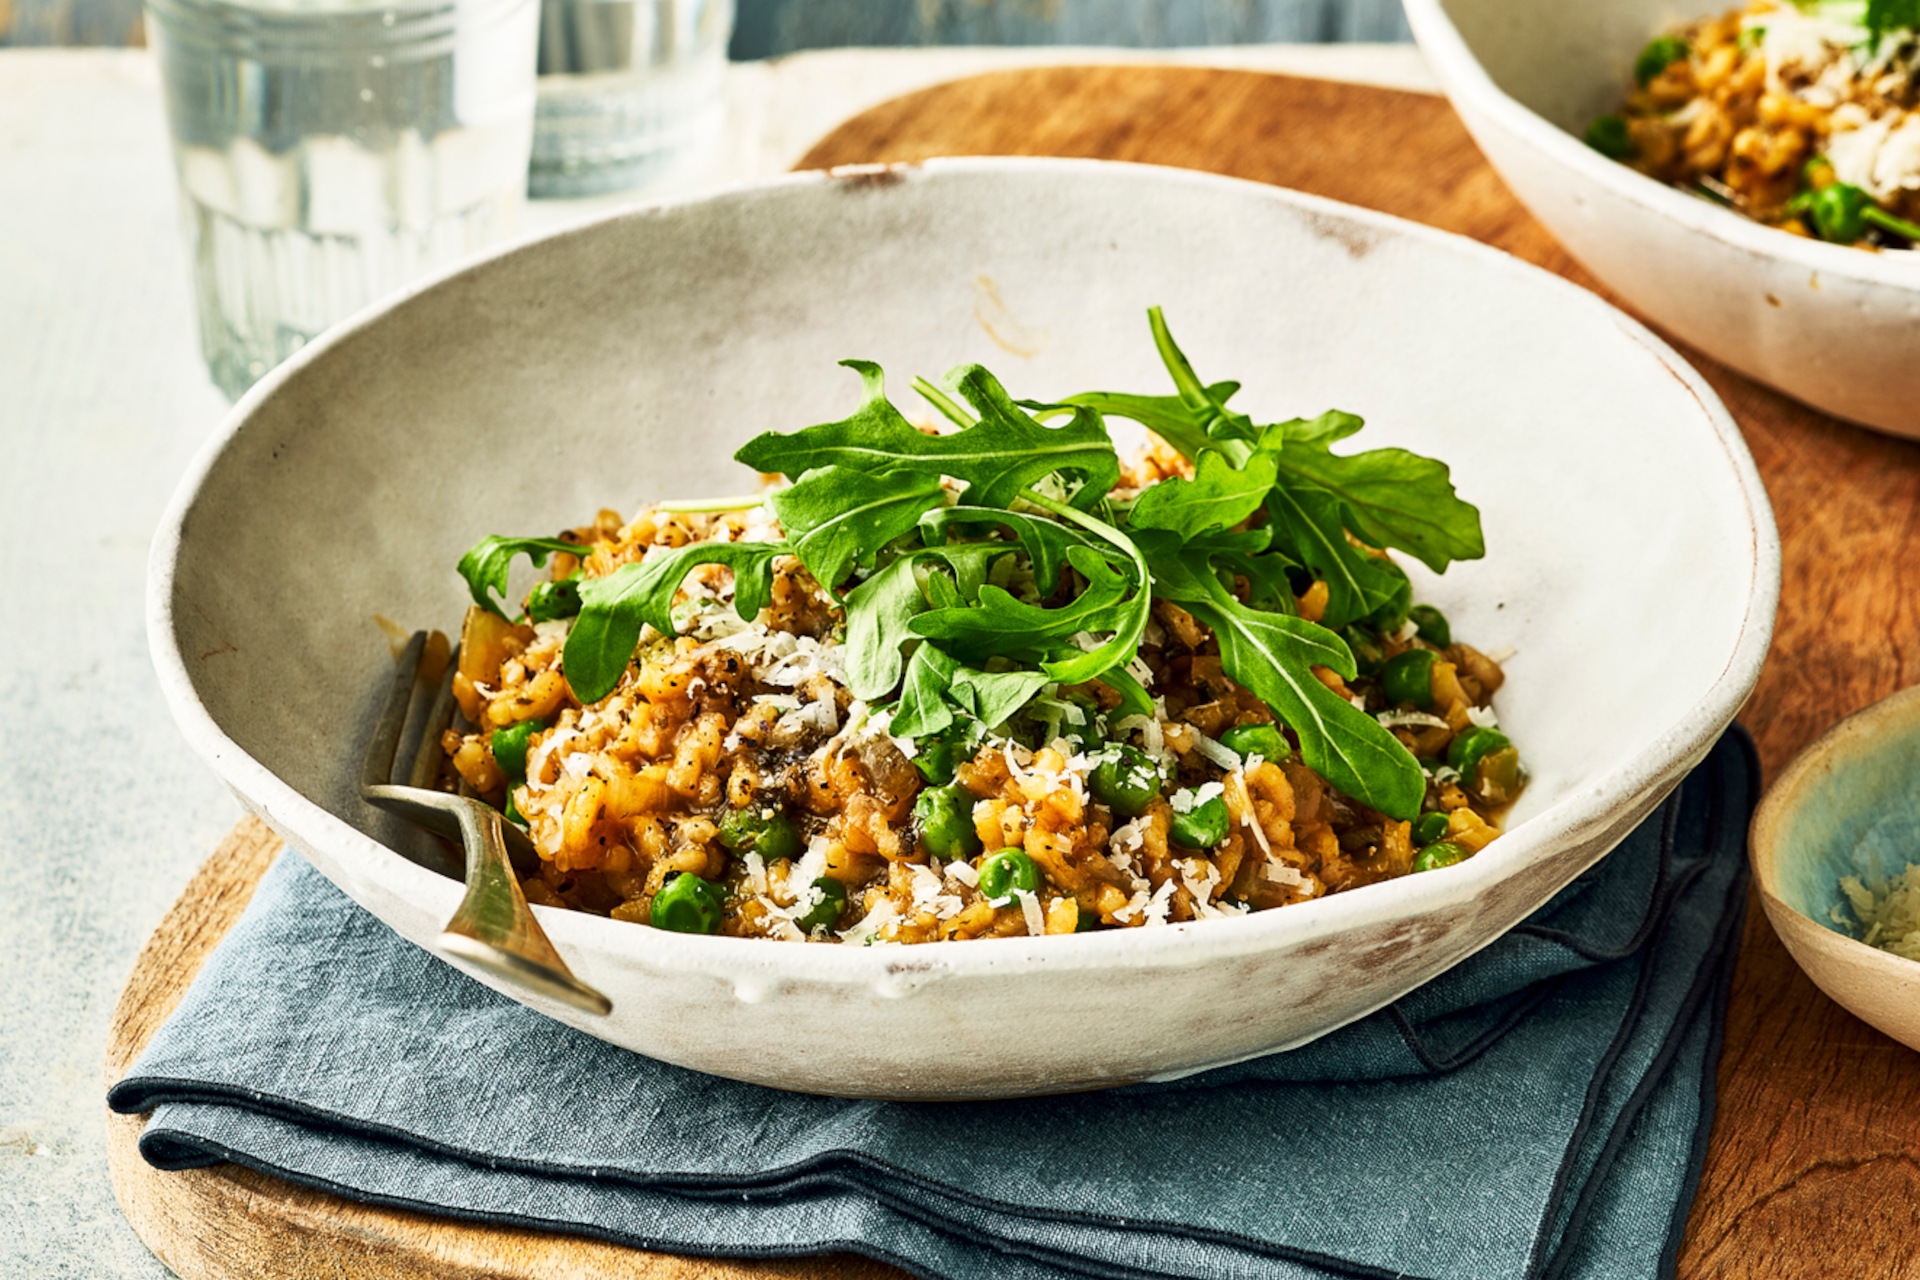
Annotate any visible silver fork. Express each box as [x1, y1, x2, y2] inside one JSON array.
[[360, 630, 612, 1016]]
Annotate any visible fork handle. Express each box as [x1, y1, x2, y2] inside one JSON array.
[[437, 804, 613, 1016]]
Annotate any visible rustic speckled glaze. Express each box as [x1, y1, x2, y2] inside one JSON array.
[[1405, 0, 1920, 438], [148, 159, 1779, 1098], [1750, 685, 1920, 1054]]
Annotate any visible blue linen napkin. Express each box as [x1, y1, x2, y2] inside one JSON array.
[[109, 728, 1757, 1280]]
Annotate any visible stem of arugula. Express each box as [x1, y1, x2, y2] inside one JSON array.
[[1015, 485, 1152, 686], [653, 495, 771, 513], [911, 376, 976, 429]]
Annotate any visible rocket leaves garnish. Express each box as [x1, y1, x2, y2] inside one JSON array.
[[457, 536, 587, 621], [563, 541, 785, 703], [1865, 0, 1920, 43], [1128, 449, 1279, 542], [737, 362, 1119, 511], [769, 464, 946, 595], [453, 309, 1487, 820]]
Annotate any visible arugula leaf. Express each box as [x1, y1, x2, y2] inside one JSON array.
[[909, 545, 1131, 659], [842, 544, 1011, 701], [1178, 582, 1424, 820], [842, 556, 928, 703], [562, 541, 783, 703], [456, 535, 585, 620], [1089, 661, 1156, 723], [1016, 489, 1153, 688], [769, 465, 945, 592], [1128, 449, 1278, 542], [952, 665, 1054, 730], [1263, 410, 1363, 449], [1056, 383, 1241, 460], [889, 643, 960, 739], [1866, 0, 1920, 42], [1267, 438, 1484, 573], [735, 360, 1120, 510], [1145, 307, 1259, 447], [938, 365, 1122, 507], [887, 643, 1052, 738], [1262, 480, 1403, 628], [919, 506, 1108, 595]]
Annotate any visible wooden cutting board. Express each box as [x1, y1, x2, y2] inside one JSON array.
[[107, 67, 1920, 1280]]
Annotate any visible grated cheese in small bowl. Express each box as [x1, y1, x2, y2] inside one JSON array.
[[1835, 862, 1920, 962]]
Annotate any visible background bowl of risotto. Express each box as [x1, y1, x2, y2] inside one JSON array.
[[149, 158, 1778, 1099], [1404, 0, 1920, 438]]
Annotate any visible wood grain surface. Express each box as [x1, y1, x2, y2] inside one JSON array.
[[106, 66, 1920, 1280]]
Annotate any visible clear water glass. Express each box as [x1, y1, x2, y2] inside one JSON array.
[[528, 0, 732, 197], [146, 0, 540, 400]]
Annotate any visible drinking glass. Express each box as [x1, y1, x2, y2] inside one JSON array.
[[528, 0, 732, 197], [146, 0, 541, 399]]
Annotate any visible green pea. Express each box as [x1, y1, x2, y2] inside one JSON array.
[[1412, 812, 1451, 846], [1344, 628, 1387, 677], [912, 735, 962, 786], [1413, 841, 1470, 873], [1218, 722, 1290, 766], [1380, 649, 1437, 709], [1408, 604, 1452, 648], [793, 877, 847, 934], [651, 872, 725, 934], [978, 849, 1042, 901], [1066, 696, 1107, 750], [1089, 745, 1161, 817], [491, 717, 547, 784], [1807, 181, 1871, 243], [525, 579, 582, 623], [1447, 726, 1513, 782], [1634, 35, 1689, 87], [503, 788, 529, 830], [1473, 747, 1524, 806], [1170, 792, 1230, 850], [1585, 114, 1637, 161], [717, 805, 803, 862], [914, 783, 981, 860], [1075, 902, 1102, 931]]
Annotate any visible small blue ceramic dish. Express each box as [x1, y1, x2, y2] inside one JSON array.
[[1750, 684, 1920, 1053]]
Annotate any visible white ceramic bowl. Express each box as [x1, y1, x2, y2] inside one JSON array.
[[1750, 685, 1920, 1054], [1404, 0, 1920, 438], [149, 158, 1779, 1099]]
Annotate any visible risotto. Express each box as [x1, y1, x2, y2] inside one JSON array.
[[1588, 0, 1920, 249], [439, 311, 1524, 944]]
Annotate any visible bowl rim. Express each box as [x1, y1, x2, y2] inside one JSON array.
[[146, 155, 1782, 984], [1750, 682, 1920, 977], [1402, 0, 1920, 289]]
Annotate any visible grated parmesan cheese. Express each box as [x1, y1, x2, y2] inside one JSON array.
[[1014, 889, 1047, 936], [1171, 780, 1226, 813], [1140, 878, 1179, 927], [1836, 862, 1920, 961], [837, 898, 899, 946], [1187, 726, 1242, 772], [1112, 886, 1151, 923], [1263, 860, 1307, 887], [1377, 710, 1450, 730], [523, 727, 582, 795]]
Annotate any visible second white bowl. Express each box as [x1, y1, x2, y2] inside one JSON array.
[[1405, 0, 1920, 437]]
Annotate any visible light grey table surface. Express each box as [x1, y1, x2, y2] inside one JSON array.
[[0, 43, 1432, 1278]]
